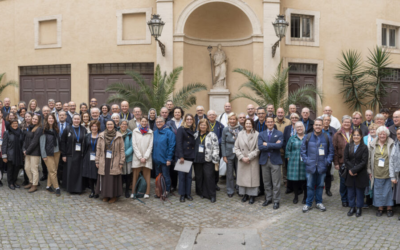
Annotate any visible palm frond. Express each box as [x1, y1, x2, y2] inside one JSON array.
[[0, 73, 18, 95]]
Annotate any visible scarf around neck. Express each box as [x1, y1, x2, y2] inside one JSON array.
[[140, 127, 148, 135], [228, 124, 240, 138], [104, 129, 116, 147]]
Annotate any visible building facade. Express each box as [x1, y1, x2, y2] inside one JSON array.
[[1, 0, 400, 119]]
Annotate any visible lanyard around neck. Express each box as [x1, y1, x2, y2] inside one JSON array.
[[73, 126, 81, 141]]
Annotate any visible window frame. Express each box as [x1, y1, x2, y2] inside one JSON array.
[[290, 14, 314, 41], [377, 19, 400, 54], [285, 9, 320, 47]]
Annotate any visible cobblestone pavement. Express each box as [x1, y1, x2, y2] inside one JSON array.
[[1, 171, 400, 250]]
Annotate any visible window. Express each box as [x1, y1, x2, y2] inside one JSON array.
[[34, 15, 62, 49], [291, 14, 313, 40], [382, 25, 397, 48], [116, 8, 152, 45]]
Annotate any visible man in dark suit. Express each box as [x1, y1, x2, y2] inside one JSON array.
[[285, 104, 298, 119], [57, 111, 70, 185], [120, 101, 133, 121], [351, 111, 369, 136], [166, 100, 174, 120], [381, 108, 394, 127], [258, 116, 283, 210], [301, 107, 314, 134], [362, 109, 374, 127]]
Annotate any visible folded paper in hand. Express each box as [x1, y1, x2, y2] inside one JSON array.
[[174, 160, 193, 173]]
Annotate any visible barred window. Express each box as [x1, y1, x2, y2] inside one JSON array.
[[382, 25, 397, 48], [291, 14, 313, 41]]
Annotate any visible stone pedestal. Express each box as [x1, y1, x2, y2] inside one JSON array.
[[208, 88, 230, 116]]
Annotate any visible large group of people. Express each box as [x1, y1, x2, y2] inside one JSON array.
[[1, 97, 400, 220]]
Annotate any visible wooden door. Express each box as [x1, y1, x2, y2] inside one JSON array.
[[288, 74, 317, 120]]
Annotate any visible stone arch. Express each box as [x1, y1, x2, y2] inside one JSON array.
[[175, 0, 262, 36]]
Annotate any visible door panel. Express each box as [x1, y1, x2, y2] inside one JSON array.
[[381, 82, 400, 116], [20, 75, 71, 108], [288, 73, 317, 120]]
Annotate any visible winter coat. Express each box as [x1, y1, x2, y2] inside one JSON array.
[[95, 131, 125, 175], [344, 142, 369, 188], [333, 128, 353, 166], [153, 126, 176, 164], [175, 126, 194, 160], [234, 130, 260, 187], [300, 132, 334, 174], [221, 125, 242, 160], [132, 128, 153, 169], [389, 140, 400, 180], [22, 126, 42, 156], [367, 137, 394, 188]]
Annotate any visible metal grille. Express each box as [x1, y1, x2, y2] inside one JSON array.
[[290, 14, 313, 41], [89, 63, 154, 75], [289, 63, 317, 75], [382, 68, 400, 82], [20, 65, 71, 75]]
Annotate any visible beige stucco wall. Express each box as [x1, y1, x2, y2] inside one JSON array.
[[280, 0, 400, 120], [1, 0, 400, 120]]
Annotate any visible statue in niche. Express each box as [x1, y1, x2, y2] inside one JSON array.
[[213, 44, 227, 88]]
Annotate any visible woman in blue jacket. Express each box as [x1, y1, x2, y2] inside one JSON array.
[[176, 114, 196, 202]]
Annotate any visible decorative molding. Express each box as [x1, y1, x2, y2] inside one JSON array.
[[34, 15, 62, 49], [283, 57, 324, 114], [284, 8, 320, 47], [376, 19, 400, 54], [116, 8, 152, 45], [263, 0, 280, 3], [173, 34, 263, 46], [175, 0, 262, 36]]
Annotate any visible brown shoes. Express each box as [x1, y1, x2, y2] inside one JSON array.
[[28, 185, 38, 193], [24, 183, 32, 189], [103, 198, 110, 202], [109, 197, 117, 203]]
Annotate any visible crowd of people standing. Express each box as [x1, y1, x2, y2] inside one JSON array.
[[1, 97, 400, 220]]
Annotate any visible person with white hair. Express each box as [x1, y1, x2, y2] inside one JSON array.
[[194, 105, 207, 129], [207, 109, 225, 191], [363, 110, 374, 127], [351, 111, 369, 137], [368, 125, 395, 217], [285, 104, 297, 119], [322, 106, 341, 130], [285, 121, 307, 204]]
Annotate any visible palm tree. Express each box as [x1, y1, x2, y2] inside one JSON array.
[[106, 65, 207, 114], [335, 50, 368, 112], [231, 61, 322, 113], [364, 46, 392, 110], [0, 73, 18, 97]]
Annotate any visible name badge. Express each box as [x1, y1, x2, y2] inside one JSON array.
[[75, 143, 81, 151], [90, 152, 96, 161], [319, 146, 325, 156], [199, 145, 204, 153], [232, 148, 235, 154], [0, 139, 3, 146], [106, 150, 112, 158], [378, 158, 385, 167]]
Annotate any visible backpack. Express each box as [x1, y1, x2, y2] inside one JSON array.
[[133, 172, 147, 204], [155, 173, 171, 203]]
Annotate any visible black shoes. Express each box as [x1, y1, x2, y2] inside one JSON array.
[[376, 209, 383, 217], [273, 202, 280, 210], [55, 189, 61, 197], [241, 195, 249, 203], [342, 202, 349, 207], [302, 199, 307, 204], [210, 197, 216, 203], [387, 210, 394, 217], [9, 184, 15, 190], [94, 194, 99, 199], [347, 207, 355, 216], [356, 208, 362, 217], [249, 196, 255, 204], [46, 187, 55, 193], [215, 185, 221, 191], [293, 197, 298, 204], [228, 193, 233, 198], [262, 200, 272, 207], [180, 195, 185, 202], [14, 183, 20, 188], [326, 190, 332, 197], [89, 192, 95, 198], [186, 195, 193, 201], [40, 175, 47, 181], [0, 180, 3, 187], [125, 191, 130, 199]]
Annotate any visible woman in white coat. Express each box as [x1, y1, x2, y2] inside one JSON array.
[[131, 116, 153, 198]]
